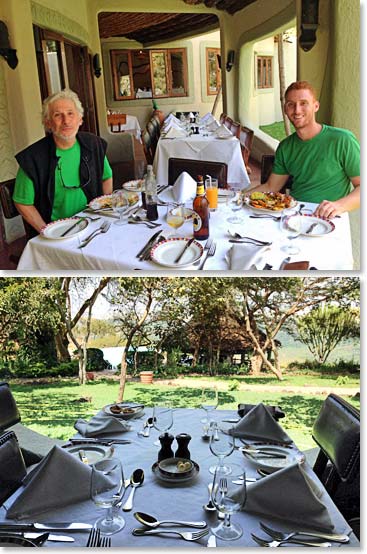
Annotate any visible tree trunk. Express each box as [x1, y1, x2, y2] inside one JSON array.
[[250, 352, 263, 375], [55, 331, 71, 362], [277, 33, 291, 136]]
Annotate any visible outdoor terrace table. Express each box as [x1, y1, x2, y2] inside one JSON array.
[[16, 200, 353, 271], [0, 408, 358, 548]]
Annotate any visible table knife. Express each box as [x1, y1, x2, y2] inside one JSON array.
[[60, 218, 84, 237], [174, 237, 195, 263], [68, 438, 131, 445], [24, 533, 75, 542], [137, 230, 162, 258], [0, 523, 92, 531], [305, 222, 318, 234]]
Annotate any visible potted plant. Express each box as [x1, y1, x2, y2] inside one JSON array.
[[139, 370, 154, 384]]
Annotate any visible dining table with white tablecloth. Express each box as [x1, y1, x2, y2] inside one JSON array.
[[16, 193, 354, 271], [107, 114, 142, 140], [0, 407, 358, 548]]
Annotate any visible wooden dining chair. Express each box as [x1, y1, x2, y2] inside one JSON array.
[[223, 116, 233, 130], [239, 125, 254, 174], [312, 393, 360, 535], [168, 158, 228, 187], [260, 154, 293, 191], [230, 120, 241, 139], [219, 113, 227, 124], [141, 128, 154, 165], [153, 109, 165, 127], [0, 179, 30, 264]]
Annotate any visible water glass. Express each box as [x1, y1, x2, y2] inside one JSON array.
[[280, 208, 301, 254], [112, 190, 129, 226], [211, 463, 247, 540], [209, 422, 234, 475], [91, 458, 125, 535], [166, 203, 185, 237], [153, 404, 173, 446]]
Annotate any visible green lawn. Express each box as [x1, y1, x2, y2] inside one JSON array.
[[10, 375, 359, 452], [260, 121, 295, 142]]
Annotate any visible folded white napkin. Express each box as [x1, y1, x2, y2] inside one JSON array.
[[228, 403, 292, 443], [162, 126, 187, 139], [6, 446, 92, 519], [226, 243, 271, 270], [162, 119, 184, 132], [74, 411, 131, 437], [214, 124, 233, 138], [244, 462, 338, 531], [164, 113, 181, 124], [206, 119, 221, 132], [172, 172, 197, 202], [200, 112, 216, 124]]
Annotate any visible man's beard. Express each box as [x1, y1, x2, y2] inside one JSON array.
[[53, 130, 78, 142]]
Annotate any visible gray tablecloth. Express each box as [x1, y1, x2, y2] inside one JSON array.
[[0, 408, 358, 548]]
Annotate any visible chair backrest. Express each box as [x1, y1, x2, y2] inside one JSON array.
[[230, 120, 241, 139], [0, 382, 21, 431], [153, 109, 165, 126], [260, 154, 275, 184], [141, 129, 154, 165], [219, 113, 227, 124], [0, 179, 18, 219], [223, 116, 233, 130], [239, 125, 254, 166], [106, 133, 135, 164], [168, 158, 228, 187]]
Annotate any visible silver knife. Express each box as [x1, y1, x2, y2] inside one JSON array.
[[60, 217, 84, 237], [68, 438, 131, 445], [137, 230, 162, 258], [24, 533, 75, 542], [306, 222, 319, 234], [207, 534, 217, 547], [174, 237, 195, 263], [0, 523, 92, 531]]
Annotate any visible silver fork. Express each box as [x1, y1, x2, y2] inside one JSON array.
[[79, 221, 111, 248], [251, 533, 331, 547], [132, 528, 209, 542], [100, 536, 112, 547], [259, 522, 349, 543], [86, 528, 100, 547], [199, 240, 216, 270]]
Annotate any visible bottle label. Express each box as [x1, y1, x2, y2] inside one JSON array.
[[193, 212, 202, 232], [196, 184, 205, 195]]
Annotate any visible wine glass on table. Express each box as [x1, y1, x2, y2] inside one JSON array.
[[112, 189, 129, 226], [211, 462, 247, 541], [91, 457, 126, 535], [226, 190, 243, 224], [209, 421, 234, 475], [152, 403, 173, 446], [280, 208, 301, 254], [200, 386, 219, 426], [166, 203, 185, 238]]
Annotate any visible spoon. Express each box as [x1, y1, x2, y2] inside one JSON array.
[[203, 483, 217, 512], [122, 468, 144, 511], [134, 512, 207, 529], [298, 203, 305, 214]]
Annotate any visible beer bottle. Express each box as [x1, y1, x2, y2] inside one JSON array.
[[193, 175, 209, 240]]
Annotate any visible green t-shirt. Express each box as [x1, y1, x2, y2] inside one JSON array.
[[272, 125, 360, 203], [13, 140, 112, 221]]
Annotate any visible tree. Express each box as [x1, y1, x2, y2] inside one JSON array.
[[294, 305, 359, 364], [277, 32, 291, 137]]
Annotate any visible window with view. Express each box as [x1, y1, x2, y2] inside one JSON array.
[[206, 47, 221, 95], [257, 56, 273, 89], [111, 48, 188, 101]]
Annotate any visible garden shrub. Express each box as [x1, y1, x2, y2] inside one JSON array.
[[286, 358, 359, 374]]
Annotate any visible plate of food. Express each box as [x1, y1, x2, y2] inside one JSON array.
[[122, 179, 144, 192], [150, 237, 203, 268], [63, 443, 113, 465], [245, 192, 297, 213], [88, 192, 139, 210], [241, 445, 304, 473], [41, 217, 89, 239], [152, 459, 199, 484], [103, 402, 144, 419]]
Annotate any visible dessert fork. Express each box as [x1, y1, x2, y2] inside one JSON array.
[[78, 221, 111, 248], [132, 528, 209, 542], [259, 522, 349, 543], [198, 241, 216, 270], [251, 533, 331, 547]]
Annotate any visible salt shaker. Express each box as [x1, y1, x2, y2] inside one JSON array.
[[175, 433, 191, 459]]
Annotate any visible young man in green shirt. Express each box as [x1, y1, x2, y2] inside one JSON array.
[[13, 89, 113, 234], [247, 81, 360, 220]]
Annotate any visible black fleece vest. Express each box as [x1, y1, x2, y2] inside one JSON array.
[[15, 132, 107, 225]]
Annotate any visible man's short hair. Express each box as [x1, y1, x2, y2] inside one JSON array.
[[285, 81, 318, 100], [42, 89, 84, 130]]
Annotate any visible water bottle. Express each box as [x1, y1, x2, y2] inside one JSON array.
[[145, 165, 158, 221]]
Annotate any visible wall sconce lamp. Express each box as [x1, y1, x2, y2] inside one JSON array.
[[226, 50, 235, 72], [93, 53, 102, 78], [0, 21, 18, 69], [299, 0, 320, 52]]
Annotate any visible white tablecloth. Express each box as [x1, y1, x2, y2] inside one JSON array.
[[153, 133, 250, 186], [17, 198, 354, 271], [109, 114, 141, 140]]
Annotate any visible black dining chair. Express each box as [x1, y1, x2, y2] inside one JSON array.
[[168, 158, 228, 187], [312, 393, 360, 536]]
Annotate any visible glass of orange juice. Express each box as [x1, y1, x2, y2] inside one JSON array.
[[205, 178, 218, 211]]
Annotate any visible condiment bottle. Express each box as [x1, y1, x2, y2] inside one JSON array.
[[158, 432, 174, 462], [193, 175, 209, 240], [145, 165, 158, 221], [175, 433, 191, 459]]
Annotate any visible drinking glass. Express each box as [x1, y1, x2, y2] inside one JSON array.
[[280, 208, 301, 254], [111, 190, 128, 226], [226, 191, 243, 224], [209, 422, 234, 475], [91, 458, 125, 535], [166, 203, 185, 237], [211, 463, 247, 541], [200, 386, 219, 424], [205, 178, 218, 211], [153, 403, 173, 446]]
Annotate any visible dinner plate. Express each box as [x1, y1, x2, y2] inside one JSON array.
[[158, 457, 194, 478], [296, 215, 335, 236], [41, 217, 88, 240], [244, 196, 297, 214], [63, 443, 113, 465], [152, 460, 199, 484], [103, 402, 144, 419], [0, 534, 39, 547], [241, 445, 304, 473], [89, 192, 139, 210], [122, 179, 144, 192], [151, 238, 203, 268]]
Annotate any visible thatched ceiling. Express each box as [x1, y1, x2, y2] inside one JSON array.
[[182, 0, 256, 15]]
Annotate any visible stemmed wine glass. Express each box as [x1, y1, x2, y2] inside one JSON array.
[[166, 203, 185, 238], [91, 457, 126, 535], [200, 386, 219, 425], [211, 462, 247, 541], [112, 189, 129, 226], [209, 422, 234, 475], [226, 191, 243, 224], [280, 208, 301, 254], [153, 403, 173, 446]]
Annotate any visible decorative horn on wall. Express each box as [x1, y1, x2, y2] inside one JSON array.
[[226, 50, 235, 72], [299, 0, 320, 52], [0, 21, 18, 69]]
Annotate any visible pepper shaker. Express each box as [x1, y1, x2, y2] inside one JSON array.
[[175, 433, 191, 459], [158, 432, 174, 462]]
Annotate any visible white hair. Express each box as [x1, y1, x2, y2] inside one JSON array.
[[42, 89, 84, 130]]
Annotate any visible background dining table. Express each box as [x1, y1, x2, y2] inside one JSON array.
[[0, 408, 358, 548], [16, 199, 354, 271], [153, 133, 250, 186]]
